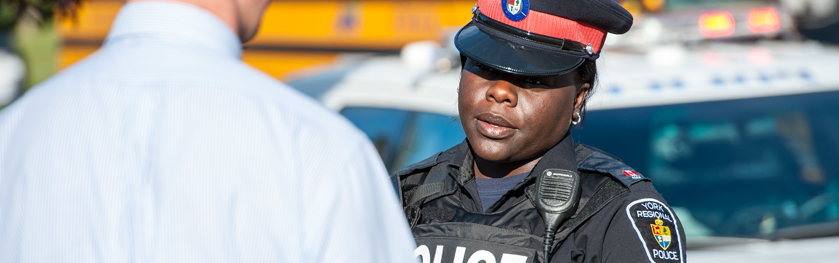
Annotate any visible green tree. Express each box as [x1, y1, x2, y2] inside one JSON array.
[[1, 0, 79, 91]]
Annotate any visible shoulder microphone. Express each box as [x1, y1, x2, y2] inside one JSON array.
[[534, 169, 581, 263]]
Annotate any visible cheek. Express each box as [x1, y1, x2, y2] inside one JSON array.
[[523, 91, 574, 131], [527, 93, 562, 113], [458, 73, 484, 110]]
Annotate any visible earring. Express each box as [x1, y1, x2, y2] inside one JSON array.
[[571, 113, 582, 125]]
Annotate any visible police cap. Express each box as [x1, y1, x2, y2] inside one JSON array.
[[455, 0, 633, 76]]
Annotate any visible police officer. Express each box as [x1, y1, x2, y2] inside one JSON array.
[[392, 0, 687, 262]]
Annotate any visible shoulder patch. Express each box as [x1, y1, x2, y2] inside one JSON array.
[[576, 144, 649, 187], [625, 198, 684, 263]]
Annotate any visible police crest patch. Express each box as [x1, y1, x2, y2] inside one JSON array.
[[651, 218, 671, 250], [626, 198, 683, 263], [502, 0, 529, 21]]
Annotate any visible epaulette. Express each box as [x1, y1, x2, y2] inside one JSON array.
[[393, 152, 441, 179], [391, 141, 464, 179], [575, 144, 649, 188]]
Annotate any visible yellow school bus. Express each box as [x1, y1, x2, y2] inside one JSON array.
[[59, 0, 475, 80]]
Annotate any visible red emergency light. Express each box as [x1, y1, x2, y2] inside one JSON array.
[[699, 11, 736, 38], [747, 8, 781, 33]]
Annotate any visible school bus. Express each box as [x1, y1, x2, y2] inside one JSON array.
[[58, 0, 475, 80]]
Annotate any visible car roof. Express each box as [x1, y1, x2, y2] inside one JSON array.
[[592, 41, 839, 110], [288, 40, 839, 115], [291, 56, 462, 116]]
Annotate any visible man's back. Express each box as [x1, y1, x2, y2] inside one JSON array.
[[0, 2, 415, 262]]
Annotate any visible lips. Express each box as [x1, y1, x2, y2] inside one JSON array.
[[475, 113, 517, 139]]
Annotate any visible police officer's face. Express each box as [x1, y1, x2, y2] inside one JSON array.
[[459, 58, 589, 165]]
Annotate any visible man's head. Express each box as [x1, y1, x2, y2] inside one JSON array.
[[128, 0, 272, 43]]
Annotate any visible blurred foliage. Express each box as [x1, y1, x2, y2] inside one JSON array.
[[13, 19, 58, 89], [1, 2, 18, 30], [0, 0, 68, 90], [1, 0, 79, 30]]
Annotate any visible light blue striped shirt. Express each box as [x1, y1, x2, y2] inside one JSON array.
[[0, 2, 416, 262]]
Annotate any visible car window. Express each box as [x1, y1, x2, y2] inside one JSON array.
[[392, 112, 466, 171], [341, 107, 412, 171], [341, 107, 466, 172], [574, 90, 839, 239]]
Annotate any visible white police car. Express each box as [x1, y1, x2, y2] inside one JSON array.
[[581, 40, 839, 262]]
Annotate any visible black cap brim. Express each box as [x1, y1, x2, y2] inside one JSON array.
[[454, 22, 585, 76]]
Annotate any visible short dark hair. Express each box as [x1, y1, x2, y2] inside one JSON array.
[[576, 59, 597, 125]]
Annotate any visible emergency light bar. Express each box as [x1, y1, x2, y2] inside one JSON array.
[[699, 11, 735, 38], [747, 8, 781, 34], [698, 7, 782, 38]]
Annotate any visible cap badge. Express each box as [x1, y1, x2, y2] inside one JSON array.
[[503, 0, 529, 21]]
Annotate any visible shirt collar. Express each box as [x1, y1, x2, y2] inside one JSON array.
[[104, 1, 242, 59]]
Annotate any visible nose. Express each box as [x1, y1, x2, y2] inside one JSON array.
[[486, 79, 518, 107]]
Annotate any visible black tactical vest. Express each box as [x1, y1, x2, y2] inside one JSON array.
[[392, 139, 658, 263]]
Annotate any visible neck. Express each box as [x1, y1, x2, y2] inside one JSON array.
[[472, 131, 575, 179], [127, 0, 240, 42], [473, 154, 542, 179]]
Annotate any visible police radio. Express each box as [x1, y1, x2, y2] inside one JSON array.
[[534, 169, 581, 263]]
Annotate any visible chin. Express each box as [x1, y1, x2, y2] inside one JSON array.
[[470, 139, 517, 163]]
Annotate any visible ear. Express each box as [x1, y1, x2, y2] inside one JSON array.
[[573, 83, 591, 116]]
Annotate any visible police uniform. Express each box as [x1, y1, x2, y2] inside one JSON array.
[[394, 137, 687, 263], [392, 0, 687, 262]]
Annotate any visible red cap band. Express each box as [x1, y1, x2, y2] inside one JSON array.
[[477, 0, 607, 53]]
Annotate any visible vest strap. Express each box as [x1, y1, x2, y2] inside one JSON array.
[[407, 181, 445, 206], [406, 163, 449, 205], [405, 164, 451, 229]]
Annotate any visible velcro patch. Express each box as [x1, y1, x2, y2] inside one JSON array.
[[625, 198, 684, 263]]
